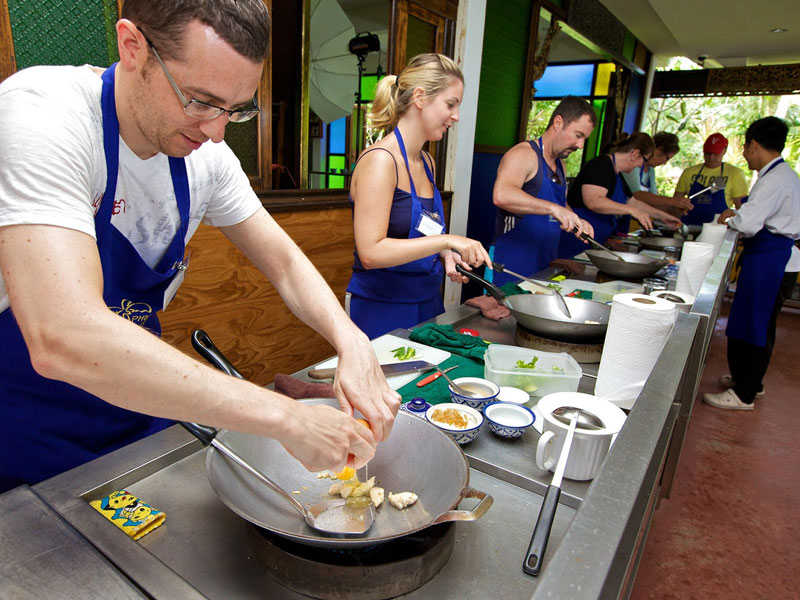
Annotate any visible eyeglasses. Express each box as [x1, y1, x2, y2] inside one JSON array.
[[549, 172, 563, 185], [142, 33, 260, 123]]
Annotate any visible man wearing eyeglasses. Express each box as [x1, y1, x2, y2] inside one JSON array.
[[489, 96, 597, 287], [0, 0, 397, 493]]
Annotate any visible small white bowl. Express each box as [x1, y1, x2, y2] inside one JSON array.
[[426, 403, 483, 445], [449, 377, 500, 411], [497, 386, 531, 405], [483, 402, 535, 439]]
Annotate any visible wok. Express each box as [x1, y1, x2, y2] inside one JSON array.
[[638, 236, 685, 253], [585, 249, 669, 279], [191, 330, 493, 548], [457, 266, 609, 342]]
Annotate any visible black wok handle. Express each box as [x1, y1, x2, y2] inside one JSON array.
[[179, 421, 218, 447], [455, 264, 507, 303], [522, 483, 561, 576], [191, 330, 244, 379]]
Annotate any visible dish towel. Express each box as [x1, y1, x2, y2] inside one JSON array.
[[274, 373, 335, 399], [409, 323, 490, 363], [90, 490, 165, 540], [396, 354, 485, 405]]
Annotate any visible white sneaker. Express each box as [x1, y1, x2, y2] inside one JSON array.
[[718, 375, 765, 397], [703, 389, 755, 411]]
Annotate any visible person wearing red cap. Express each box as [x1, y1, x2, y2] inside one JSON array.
[[674, 133, 749, 225]]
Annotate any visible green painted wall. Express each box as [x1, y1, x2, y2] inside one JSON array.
[[8, 0, 119, 69], [474, 0, 532, 148]]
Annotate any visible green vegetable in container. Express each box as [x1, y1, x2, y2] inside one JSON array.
[[515, 356, 538, 369], [391, 346, 416, 361]]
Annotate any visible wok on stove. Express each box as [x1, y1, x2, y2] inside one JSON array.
[[203, 399, 492, 548]]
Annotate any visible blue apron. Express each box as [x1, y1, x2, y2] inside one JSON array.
[[347, 127, 445, 338], [725, 160, 792, 347], [558, 157, 627, 258], [490, 138, 567, 287], [0, 63, 189, 492], [683, 164, 728, 225]]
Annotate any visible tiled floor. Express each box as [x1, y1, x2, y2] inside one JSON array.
[[631, 301, 800, 599]]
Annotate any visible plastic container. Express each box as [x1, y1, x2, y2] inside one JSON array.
[[483, 344, 582, 398], [592, 280, 643, 303]]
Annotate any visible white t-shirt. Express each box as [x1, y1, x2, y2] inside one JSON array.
[[0, 65, 262, 312]]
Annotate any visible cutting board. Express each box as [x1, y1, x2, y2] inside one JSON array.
[[312, 334, 451, 390]]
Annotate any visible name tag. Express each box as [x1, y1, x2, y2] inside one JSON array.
[[415, 210, 444, 236], [163, 252, 191, 309]]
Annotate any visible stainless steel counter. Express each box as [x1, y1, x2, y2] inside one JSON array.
[[1, 231, 738, 600]]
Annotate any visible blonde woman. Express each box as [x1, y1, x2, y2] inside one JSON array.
[[346, 53, 491, 339]]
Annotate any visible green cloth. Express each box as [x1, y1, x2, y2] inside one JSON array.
[[499, 282, 531, 296], [409, 323, 490, 363], [397, 354, 485, 405]]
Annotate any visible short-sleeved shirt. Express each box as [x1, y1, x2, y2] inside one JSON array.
[[674, 162, 749, 208], [0, 64, 262, 313], [566, 155, 632, 209]]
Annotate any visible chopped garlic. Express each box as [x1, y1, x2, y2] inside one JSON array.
[[369, 486, 384, 508], [328, 481, 344, 496], [388, 492, 418, 510], [316, 472, 332, 479]]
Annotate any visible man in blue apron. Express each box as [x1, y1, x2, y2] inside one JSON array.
[[703, 117, 800, 411], [0, 1, 396, 493], [489, 96, 596, 287], [674, 133, 750, 225]]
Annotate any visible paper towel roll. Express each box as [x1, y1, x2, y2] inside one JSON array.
[[595, 293, 677, 409], [696, 222, 727, 258], [676, 242, 714, 296], [649, 290, 695, 313]]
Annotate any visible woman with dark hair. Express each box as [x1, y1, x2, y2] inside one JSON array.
[[557, 132, 682, 259], [346, 54, 491, 339], [621, 132, 693, 216]]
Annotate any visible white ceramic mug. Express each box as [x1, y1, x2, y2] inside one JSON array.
[[535, 392, 626, 481]]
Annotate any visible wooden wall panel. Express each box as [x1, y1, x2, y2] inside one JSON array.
[[160, 207, 355, 385]]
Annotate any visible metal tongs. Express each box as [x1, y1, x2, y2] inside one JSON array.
[[688, 176, 725, 200]]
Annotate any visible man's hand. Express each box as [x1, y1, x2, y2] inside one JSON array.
[[551, 205, 584, 234], [280, 402, 376, 471], [718, 209, 736, 224], [332, 333, 401, 443]]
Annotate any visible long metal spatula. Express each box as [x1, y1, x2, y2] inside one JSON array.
[[578, 231, 627, 262], [180, 421, 375, 535], [491, 261, 572, 319]]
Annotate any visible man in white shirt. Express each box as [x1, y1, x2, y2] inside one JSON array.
[[0, 0, 398, 492], [704, 117, 800, 411]]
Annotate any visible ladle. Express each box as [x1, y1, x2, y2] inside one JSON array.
[[688, 176, 725, 200], [523, 413, 578, 576], [436, 364, 484, 398], [552, 405, 605, 431], [491, 261, 572, 319], [180, 422, 375, 535], [575, 229, 627, 262]]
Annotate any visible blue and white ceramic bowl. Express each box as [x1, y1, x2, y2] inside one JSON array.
[[448, 377, 500, 412], [483, 401, 535, 439], [425, 403, 483, 445]]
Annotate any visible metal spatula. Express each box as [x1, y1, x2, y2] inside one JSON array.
[[491, 261, 572, 319], [180, 422, 375, 535]]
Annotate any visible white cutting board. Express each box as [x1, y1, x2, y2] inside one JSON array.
[[313, 334, 450, 390]]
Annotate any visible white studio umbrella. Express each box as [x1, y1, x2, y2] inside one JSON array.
[[309, 0, 359, 124]]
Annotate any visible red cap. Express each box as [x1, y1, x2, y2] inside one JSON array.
[[703, 133, 728, 154]]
